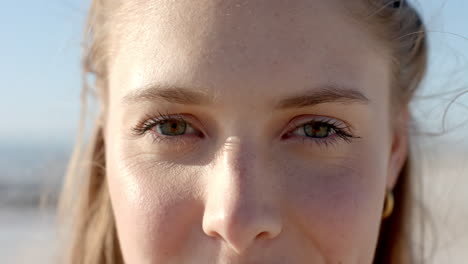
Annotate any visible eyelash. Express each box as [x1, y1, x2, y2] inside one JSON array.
[[132, 111, 203, 144], [282, 116, 359, 148], [131, 111, 360, 146]]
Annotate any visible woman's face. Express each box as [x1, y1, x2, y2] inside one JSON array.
[[104, 0, 408, 263]]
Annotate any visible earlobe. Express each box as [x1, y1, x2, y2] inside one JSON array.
[[387, 107, 410, 189]]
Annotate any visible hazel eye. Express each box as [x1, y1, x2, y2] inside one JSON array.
[[284, 117, 358, 146], [132, 112, 203, 145], [156, 119, 188, 136], [303, 121, 334, 138]]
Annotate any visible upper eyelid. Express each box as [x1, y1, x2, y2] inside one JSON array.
[[143, 114, 206, 135], [284, 115, 350, 133]]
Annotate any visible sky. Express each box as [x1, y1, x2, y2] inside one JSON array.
[[0, 0, 467, 147]]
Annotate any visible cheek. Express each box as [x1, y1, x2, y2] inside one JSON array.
[[106, 142, 204, 262], [104, 110, 393, 262], [282, 147, 388, 261]]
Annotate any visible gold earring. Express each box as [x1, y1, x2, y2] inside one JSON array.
[[382, 190, 394, 220]]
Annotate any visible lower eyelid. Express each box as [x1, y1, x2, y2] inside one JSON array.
[[286, 133, 344, 147], [147, 131, 202, 145]]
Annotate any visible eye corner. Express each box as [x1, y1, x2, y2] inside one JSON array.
[[280, 132, 292, 140], [130, 124, 148, 137]]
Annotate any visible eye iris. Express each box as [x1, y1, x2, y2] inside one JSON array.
[[157, 120, 187, 136], [304, 122, 330, 138]]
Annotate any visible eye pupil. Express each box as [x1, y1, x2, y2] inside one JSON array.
[[157, 120, 187, 136], [304, 122, 330, 138]]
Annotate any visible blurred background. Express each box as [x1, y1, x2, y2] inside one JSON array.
[[0, 0, 467, 263]]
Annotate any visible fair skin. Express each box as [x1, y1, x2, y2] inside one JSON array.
[[104, 0, 408, 263]]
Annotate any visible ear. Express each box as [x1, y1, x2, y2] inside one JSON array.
[[386, 107, 409, 190]]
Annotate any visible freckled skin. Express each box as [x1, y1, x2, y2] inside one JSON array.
[[104, 0, 409, 263]]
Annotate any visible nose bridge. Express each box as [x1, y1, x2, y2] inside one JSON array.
[[202, 136, 282, 254]]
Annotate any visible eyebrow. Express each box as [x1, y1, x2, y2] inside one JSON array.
[[275, 86, 370, 109], [122, 84, 215, 105], [121, 84, 370, 109]]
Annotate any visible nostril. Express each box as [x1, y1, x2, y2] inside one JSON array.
[[204, 228, 222, 239], [256, 231, 271, 240]]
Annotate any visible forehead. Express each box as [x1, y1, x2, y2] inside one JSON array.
[[108, 0, 391, 107]]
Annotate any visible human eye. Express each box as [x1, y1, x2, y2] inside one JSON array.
[[131, 111, 204, 144], [282, 115, 360, 147]]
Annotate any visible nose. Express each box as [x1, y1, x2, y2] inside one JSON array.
[[202, 137, 282, 254]]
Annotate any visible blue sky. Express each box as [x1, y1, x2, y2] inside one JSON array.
[[0, 0, 467, 146]]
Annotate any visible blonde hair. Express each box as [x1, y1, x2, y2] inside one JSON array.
[[59, 1, 428, 263]]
